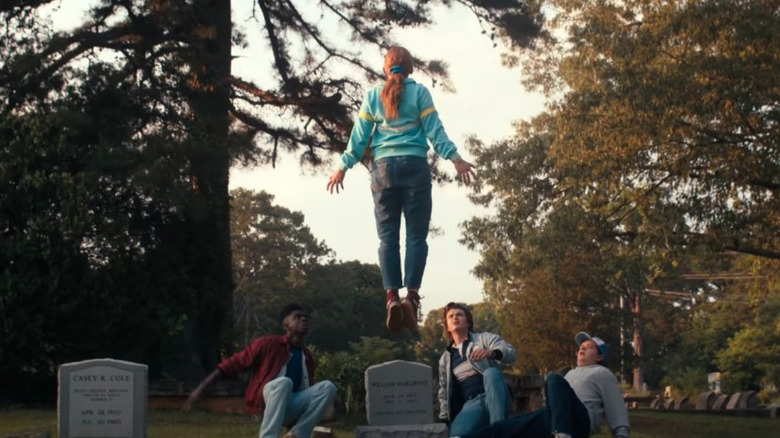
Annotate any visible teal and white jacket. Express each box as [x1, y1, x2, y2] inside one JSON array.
[[338, 78, 461, 171]]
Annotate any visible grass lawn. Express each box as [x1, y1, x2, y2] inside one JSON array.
[[1, 407, 778, 437]]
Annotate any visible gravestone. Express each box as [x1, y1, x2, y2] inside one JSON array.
[[58, 359, 147, 438], [364, 360, 433, 426], [712, 393, 730, 410], [695, 391, 716, 410], [768, 403, 780, 419], [356, 360, 447, 438], [725, 392, 743, 410], [735, 391, 758, 409], [650, 398, 663, 410], [672, 396, 689, 411], [663, 398, 675, 410]]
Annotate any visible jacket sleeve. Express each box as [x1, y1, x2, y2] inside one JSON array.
[[417, 86, 459, 161], [598, 369, 631, 438], [482, 332, 518, 365], [339, 90, 376, 171], [217, 337, 265, 376], [437, 352, 449, 420]]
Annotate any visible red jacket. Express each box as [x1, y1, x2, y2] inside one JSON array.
[[217, 334, 316, 415]]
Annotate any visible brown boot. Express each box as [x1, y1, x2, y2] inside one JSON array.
[[386, 289, 404, 333], [401, 289, 421, 331]]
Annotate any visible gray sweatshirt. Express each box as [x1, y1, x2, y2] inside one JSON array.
[[564, 365, 630, 438]]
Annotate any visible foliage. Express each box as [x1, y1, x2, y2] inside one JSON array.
[[515, 0, 780, 260], [472, 301, 502, 335], [415, 308, 447, 372], [229, 188, 410, 353], [301, 261, 391, 352], [230, 188, 331, 345], [0, 96, 192, 397], [659, 367, 709, 399], [461, 0, 780, 390], [656, 257, 780, 393], [316, 336, 416, 421], [461, 126, 623, 374], [715, 259, 780, 391]]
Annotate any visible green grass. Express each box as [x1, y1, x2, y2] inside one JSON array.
[[0, 408, 355, 438], [1, 408, 778, 438], [591, 410, 779, 438]]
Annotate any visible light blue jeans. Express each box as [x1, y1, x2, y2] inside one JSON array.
[[449, 368, 510, 437], [259, 377, 337, 438]]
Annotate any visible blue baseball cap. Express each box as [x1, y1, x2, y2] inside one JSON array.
[[575, 332, 610, 362]]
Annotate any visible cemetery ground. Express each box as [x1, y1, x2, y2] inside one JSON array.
[[1, 408, 778, 438]]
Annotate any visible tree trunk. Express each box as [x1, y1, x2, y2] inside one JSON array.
[[632, 292, 644, 393], [183, 0, 234, 377]]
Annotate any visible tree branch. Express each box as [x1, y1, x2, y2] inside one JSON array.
[[228, 76, 341, 106]]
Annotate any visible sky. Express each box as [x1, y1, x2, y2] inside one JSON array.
[[53, 1, 546, 315]]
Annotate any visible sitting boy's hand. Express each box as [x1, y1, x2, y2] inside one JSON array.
[[469, 348, 492, 361]]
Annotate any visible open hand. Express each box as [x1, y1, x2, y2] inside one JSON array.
[[182, 390, 201, 412], [453, 158, 476, 185], [326, 169, 346, 194]]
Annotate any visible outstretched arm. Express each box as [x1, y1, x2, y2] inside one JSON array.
[[183, 369, 222, 412]]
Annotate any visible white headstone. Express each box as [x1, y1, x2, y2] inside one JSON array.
[[58, 358, 147, 438], [365, 360, 433, 426]]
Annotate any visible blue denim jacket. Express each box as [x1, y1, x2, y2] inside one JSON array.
[[437, 331, 517, 421], [339, 78, 460, 171]]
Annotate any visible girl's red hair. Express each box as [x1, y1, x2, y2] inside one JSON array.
[[380, 46, 414, 120]]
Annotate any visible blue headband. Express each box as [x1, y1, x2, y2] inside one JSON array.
[[389, 65, 404, 74]]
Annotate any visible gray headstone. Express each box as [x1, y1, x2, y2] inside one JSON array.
[[737, 391, 758, 409], [725, 392, 743, 410], [712, 394, 730, 410], [58, 359, 147, 438], [767, 403, 780, 419], [355, 423, 448, 438], [365, 360, 433, 426], [673, 397, 689, 411], [695, 391, 716, 410]]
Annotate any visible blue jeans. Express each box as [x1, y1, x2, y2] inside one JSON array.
[[459, 374, 590, 438], [259, 377, 337, 438], [449, 368, 511, 436], [370, 156, 432, 290]]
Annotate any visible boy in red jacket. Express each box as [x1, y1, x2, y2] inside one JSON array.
[[185, 304, 336, 438]]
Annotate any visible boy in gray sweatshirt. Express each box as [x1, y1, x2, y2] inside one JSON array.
[[456, 332, 630, 438]]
